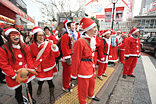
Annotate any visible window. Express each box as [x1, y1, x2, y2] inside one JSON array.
[[150, 19, 154, 28], [152, 37, 156, 42], [147, 37, 154, 42], [154, 19, 156, 28], [145, 20, 150, 28], [141, 19, 145, 27]]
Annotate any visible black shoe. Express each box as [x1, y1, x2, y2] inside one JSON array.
[[0, 80, 6, 84], [92, 96, 100, 101], [128, 74, 135, 77], [123, 75, 127, 79]]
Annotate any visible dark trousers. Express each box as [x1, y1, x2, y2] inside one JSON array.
[[38, 80, 54, 88], [15, 81, 32, 104], [0, 68, 5, 81]]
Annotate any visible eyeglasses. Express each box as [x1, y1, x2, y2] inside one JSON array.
[[9, 33, 20, 37], [37, 34, 45, 37]]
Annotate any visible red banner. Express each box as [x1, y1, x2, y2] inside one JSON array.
[[96, 15, 105, 19], [0, 0, 35, 24], [115, 7, 124, 22], [105, 8, 112, 22], [121, 0, 128, 6], [126, 0, 133, 19]]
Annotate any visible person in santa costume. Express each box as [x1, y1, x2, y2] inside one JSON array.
[[118, 32, 127, 64], [116, 30, 122, 44], [52, 30, 59, 40], [30, 27, 60, 104], [97, 30, 112, 80], [0, 28, 37, 104], [61, 20, 75, 92], [73, 22, 81, 40], [109, 31, 118, 64], [44, 26, 58, 75], [44, 26, 57, 44], [123, 28, 140, 79], [71, 17, 100, 104]]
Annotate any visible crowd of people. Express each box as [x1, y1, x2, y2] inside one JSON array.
[[0, 17, 141, 104]]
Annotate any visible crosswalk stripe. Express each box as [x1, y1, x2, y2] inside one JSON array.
[[142, 56, 156, 104]]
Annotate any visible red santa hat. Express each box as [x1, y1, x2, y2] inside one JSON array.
[[109, 28, 113, 31], [53, 30, 58, 35], [117, 30, 121, 33], [63, 20, 72, 28], [102, 30, 111, 36], [130, 28, 139, 35], [32, 27, 44, 34], [80, 17, 97, 32], [5, 28, 20, 36], [122, 32, 126, 35], [112, 31, 116, 35]]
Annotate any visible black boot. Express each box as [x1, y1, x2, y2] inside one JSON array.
[[37, 85, 42, 95], [49, 87, 55, 104]]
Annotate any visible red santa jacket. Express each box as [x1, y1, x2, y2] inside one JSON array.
[[60, 33, 72, 61], [77, 32, 81, 40], [45, 33, 57, 44], [71, 37, 95, 79], [118, 37, 127, 51], [124, 36, 140, 57], [0, 43, 35, 90], [30, 41, 60, 72], [97, 37, 112, 63]]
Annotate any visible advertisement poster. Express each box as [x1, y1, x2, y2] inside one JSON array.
[[105, 8, 112, 22], [115, 7, 124, 22], [126, 0, 133, 19]]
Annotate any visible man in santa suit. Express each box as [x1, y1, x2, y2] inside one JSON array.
[[44, 26, 58, 75], [61, 20, 75, 92], [109, 31, 118, 64], [123, 28, 140, 79], [71, 18, 100, 104], [97, 30, 112, 80], [44, 26, 57, 44], [118, 32, 127, 64], [116, 30, 122, 44], [73, 22, 81, 40]]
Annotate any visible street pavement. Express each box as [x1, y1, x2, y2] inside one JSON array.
[[0, 51, 156, 104]]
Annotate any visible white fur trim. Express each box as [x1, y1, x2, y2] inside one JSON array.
[[102, 31, 111, 36], [93, 64, 95, 68], [7, 83, 22, 90], [5, 29, 20, 36], [129, 54, 140, 56], [33, 28, 44, 34], [71, 75, 77, 79], [97, 59, 107, 63], [132, 29, 139, 34], [124, 55, 129, 57], [28, 68, 35, 71], [92, 53, 94, 56], [12, 44, 21, 49], [51, 44, 59, 52], [88, 95, 95, 98], [101, 57, 105, 60], [83, 23, 97, 32], [108, 59, 119, 62], [11, 73, 17, 79], [35, 76, 53, 81], [26, 75, 35, 83], [53, 72, 58, 75], [43, 63, 56, 72], [78, 74, 93, 78], [63, 56, 71, 59]]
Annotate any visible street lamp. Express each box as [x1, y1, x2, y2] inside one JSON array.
[[110, 0, 118, 30]]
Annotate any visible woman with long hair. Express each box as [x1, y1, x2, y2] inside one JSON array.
[[0, 28, 37, 104], [30, 27, 60, 104]]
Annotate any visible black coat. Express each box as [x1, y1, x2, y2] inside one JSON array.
[[0, 35, 4, 47]]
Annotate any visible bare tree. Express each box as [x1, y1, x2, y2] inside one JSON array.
[[34, 0, 81, 19]]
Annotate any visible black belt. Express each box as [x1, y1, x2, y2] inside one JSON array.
[[94, 50, 98, 52], [104, 53, 109, 56], [70, 53, 73, 55], [81, 58, 92, 62]]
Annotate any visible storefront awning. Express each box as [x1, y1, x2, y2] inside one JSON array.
[[0, 0, 35, 24]]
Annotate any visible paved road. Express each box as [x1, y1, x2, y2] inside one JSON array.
[[107, 51, 156, 104]]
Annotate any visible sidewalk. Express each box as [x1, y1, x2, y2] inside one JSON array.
[[0, 62, 124, 104]]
